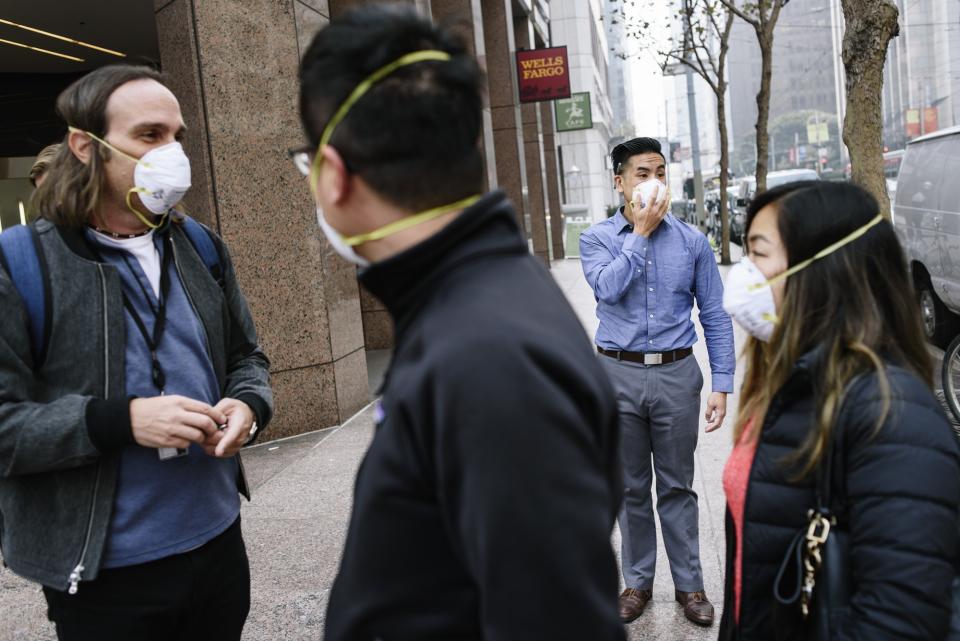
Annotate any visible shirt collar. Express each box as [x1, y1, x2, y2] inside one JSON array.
[[614, 206, 674, 234]]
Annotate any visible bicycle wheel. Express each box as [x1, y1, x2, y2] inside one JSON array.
[[941, 333, 960, 427]]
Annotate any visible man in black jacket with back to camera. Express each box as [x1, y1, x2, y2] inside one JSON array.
[[291, 4, 625, 640]]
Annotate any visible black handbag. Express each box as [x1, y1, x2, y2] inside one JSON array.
[[772, 427, 851, 641]]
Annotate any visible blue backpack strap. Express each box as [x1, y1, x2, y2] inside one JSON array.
[[0, 224, 48, 364], [180, 216, 224, 287]]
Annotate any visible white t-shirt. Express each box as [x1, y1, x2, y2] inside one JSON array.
[[91, 230, 162, 298]]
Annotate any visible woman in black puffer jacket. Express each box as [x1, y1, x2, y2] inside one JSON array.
[[718, 181, 960, 641]]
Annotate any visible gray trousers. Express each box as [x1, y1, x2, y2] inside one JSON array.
[[601, 354, 704, 593]]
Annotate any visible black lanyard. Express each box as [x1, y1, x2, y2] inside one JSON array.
[[90, 234, 173, 393]]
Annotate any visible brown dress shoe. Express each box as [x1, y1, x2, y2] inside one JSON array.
[[675, 590, 715, 626], [619, 588, 652, 623]]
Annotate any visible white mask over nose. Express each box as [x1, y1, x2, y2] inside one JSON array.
[[132, 142, 192, 215], [723, 256, 778, 342], [632, 179, 668, 209]]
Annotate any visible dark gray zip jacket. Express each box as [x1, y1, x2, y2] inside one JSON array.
[[0, 216, 273, 592]]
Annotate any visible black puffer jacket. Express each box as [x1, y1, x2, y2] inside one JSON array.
[[719, 352, 960, 641]]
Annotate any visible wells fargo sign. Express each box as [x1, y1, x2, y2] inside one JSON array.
[[515, 46, 571, 103]]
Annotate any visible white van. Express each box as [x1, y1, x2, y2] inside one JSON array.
[[894, 126, 960, 345]]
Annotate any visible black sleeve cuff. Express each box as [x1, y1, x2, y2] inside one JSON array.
[[85, 397, 136, 452], [234, 393, 270, 444]]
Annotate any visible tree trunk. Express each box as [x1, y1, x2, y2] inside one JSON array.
[[755, 30, 774, 193], [718, 86, 732, 265], [841, 0, 899, 219]]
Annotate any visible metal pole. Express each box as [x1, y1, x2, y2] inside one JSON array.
[[829, 0, 847, 164], [904, 0, 914, 112], [685, 68, 706, 230]]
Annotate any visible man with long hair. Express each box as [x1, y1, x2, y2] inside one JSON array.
[[0, 65, 272, 641], [580, 137, 735, 627]]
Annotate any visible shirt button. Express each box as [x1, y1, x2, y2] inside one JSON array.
[[649, 314, 654, 318], [649, 287, 654, 292], [648, 261, 652, 265]]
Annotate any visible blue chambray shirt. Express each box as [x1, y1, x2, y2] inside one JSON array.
[[579, 209, 735, 393]]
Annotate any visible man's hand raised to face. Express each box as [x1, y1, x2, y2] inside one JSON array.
[[631, 184, 672, 238]]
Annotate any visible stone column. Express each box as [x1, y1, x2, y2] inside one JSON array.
[[330, 0, 411, 17], [514, 16, 549, 266], [431, 0, 497, 191], [540, 101, 565, 260], [154, 0, 369, 439], [481, 0, 531, 239]]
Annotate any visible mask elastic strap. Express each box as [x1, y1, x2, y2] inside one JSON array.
[[125, 187, 168, 230], [749, 214, 884, 292], [308, 50, 452, 194], [342, 194, 482, 247], [68, 126, 153, 169]]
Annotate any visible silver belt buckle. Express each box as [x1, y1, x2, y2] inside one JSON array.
[[645, 352, 663, 365]]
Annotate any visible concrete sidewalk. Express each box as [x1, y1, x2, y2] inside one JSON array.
[[0, 256, 745, 641]]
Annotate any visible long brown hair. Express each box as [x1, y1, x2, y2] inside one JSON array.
[[735, 181, 932, 477], [30, 65, 164, 228]]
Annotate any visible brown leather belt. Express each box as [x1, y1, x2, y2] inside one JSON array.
[[597, 346, 693, 365]]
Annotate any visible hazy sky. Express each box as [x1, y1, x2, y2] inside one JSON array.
[[621, 0, 670, 136]]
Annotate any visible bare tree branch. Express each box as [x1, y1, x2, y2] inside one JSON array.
[[662, 49, 718, 93], [705, 0, 724, 42], [768, 0, 786, 32], [718, 0, 759, 27]]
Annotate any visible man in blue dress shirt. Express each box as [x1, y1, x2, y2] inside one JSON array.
[[580, 137, 735, 628]]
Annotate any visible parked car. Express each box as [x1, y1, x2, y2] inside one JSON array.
[[671, 198, 696, 224], [731, 169, 822, 244], [893, 125, 960, 346], [704, 187, 739, 250]]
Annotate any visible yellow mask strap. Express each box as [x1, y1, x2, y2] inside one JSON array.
[[749, 214, 884, 292], [68, 126, 153, 169], [308, 50, 452, 194], [124, 188, 168, 230], [342, 195, 481, 247]]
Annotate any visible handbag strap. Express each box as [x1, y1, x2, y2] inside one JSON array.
[[813, 371, 871, 517]]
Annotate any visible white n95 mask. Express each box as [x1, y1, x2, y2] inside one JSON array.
[[132, 142, 192, 215], [316, 207, 371, 268], [632, 179, 668, 209], [723, 257, 778, 342]]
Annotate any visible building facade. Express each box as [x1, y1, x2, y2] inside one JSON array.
[[883, 0, 960, 150], [727, 0, 844, 172], [551, 0, 618, 222], [0, 0, 569, 440], [604, 0, 635, 143]]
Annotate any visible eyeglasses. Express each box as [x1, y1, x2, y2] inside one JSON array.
[[287, 146, 314, 177]]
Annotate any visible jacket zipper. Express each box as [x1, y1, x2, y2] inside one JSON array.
[[68, 264, 110, 594]]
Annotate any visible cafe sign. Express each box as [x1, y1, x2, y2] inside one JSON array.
[[516, 46, 571, 103], [555, 92, 592, 132]]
